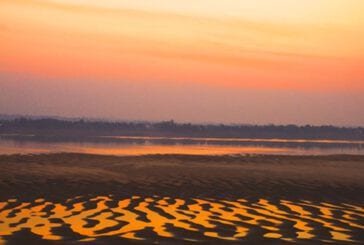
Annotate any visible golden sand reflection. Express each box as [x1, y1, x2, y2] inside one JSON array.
[[0, 197, 363, 243]]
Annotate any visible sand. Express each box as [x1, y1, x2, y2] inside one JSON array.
[[0, 153, 363, 244]]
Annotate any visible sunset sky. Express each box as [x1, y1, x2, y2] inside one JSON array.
[[1, 0, 364, 125]]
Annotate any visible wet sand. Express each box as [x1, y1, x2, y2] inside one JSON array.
[[0, 153, 363, 244]]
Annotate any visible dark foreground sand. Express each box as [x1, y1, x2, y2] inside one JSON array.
[[0, 154, 363, 244]]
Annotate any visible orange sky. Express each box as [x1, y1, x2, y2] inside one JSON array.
[[1, 0, 364, 124], [1, 0, 364, 90]]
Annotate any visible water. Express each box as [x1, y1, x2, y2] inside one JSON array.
[[0, 135, 363, 155]]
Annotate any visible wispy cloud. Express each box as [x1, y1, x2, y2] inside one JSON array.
[[0, 0, 363, 91]]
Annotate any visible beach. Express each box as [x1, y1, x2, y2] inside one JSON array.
[[0, 153, 363, 244]]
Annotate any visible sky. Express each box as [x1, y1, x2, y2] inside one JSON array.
[[1, 0, 364, 125]]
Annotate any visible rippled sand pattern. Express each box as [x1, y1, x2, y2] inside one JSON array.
[[0, 196, 363, 243]]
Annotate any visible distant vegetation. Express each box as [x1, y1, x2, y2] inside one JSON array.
[[0, 117, 363, 140]]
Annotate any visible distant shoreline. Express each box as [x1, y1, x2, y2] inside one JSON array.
[[1, 118, 364, 141]]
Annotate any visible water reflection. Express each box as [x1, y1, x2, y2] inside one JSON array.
[[103, 136, 364, 145], [0, 196, 363, 243], [0, 136, 364, 155]]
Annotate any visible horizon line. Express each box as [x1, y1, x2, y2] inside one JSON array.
[[1, 113, 363, 129]]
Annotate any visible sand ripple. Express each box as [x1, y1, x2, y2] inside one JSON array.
[[0, 196, 363, 243]]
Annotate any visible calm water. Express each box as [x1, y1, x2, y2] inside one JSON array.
[[0, 136, 364, 155]]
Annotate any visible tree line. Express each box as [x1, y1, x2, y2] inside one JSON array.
[[0, 117, 363, 140]]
